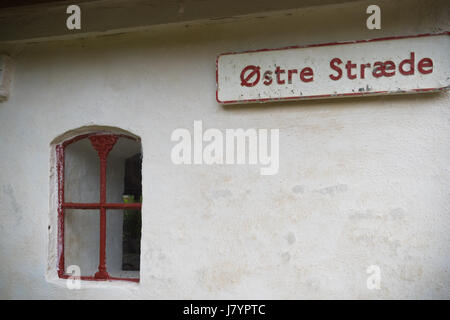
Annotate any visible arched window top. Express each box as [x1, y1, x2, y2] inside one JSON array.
[[51, 125, 140, 147]]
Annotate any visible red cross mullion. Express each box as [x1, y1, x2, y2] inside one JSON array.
[[57, 134, 141, 282], [90, 135, 119, 280]]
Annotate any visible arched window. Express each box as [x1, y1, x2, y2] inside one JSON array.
[[56, 132, 142, 282]]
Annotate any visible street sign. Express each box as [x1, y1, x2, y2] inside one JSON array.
[[216, 33, 450, 104]]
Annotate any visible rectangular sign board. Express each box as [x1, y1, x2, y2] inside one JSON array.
[[216, 33, 450, 104]]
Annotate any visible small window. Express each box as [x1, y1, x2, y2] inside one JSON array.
[[56, 132, 142, 282]]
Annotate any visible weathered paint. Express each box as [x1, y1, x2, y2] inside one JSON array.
[[0, 0, 449, 299], [217, 32, 450, 104]]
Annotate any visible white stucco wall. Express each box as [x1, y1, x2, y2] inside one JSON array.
[[0, 0, 449, 299]]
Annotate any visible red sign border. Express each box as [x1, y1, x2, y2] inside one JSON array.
[[216, 32, 450, 105]]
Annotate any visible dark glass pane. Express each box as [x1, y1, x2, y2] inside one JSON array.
[[106, 137, 141, 203], [106, 209, 141, 279]]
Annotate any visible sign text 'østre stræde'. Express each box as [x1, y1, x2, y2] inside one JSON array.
[[216, 33, 450, 104]]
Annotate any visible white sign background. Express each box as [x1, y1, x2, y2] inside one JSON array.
[[216, 33, 450, 104]]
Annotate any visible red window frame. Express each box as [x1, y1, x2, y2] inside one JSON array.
[[56, 133, 142, 282]]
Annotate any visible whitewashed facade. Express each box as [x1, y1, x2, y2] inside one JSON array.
[[0, 0, 449, 299]]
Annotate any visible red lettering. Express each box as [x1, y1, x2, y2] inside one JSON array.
[[275, 66, 285, 84], [418, 58, 433, 74], [240, 65, 261, 87], [345, 60, 357, 79], [399, 52, 415, 75], [383, 60, 395, 77], [360, 63, 371, 79], [263, 71, 273, 85], [329, 58, 342, 80], [300, 67, 314, 82], [287, 69, 297, 84], [372, 62, 384, 78]]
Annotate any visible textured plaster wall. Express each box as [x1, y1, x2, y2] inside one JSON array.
[[0, 0, 449, 299]]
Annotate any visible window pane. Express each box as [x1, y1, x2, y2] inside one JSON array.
[[106, 137, 142, 203], [64, 209, 99, 277], [64, 138, 100, 203], [106, 209, 141, 279]]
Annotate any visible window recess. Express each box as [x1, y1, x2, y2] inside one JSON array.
[[56, 133, 142, 282]]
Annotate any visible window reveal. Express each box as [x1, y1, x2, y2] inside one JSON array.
[[56, 133, 142, 282]]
